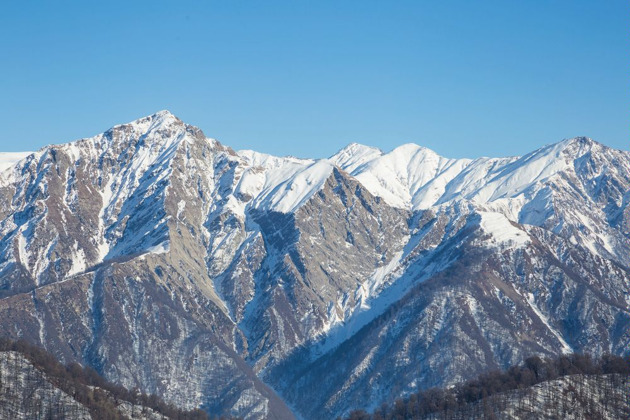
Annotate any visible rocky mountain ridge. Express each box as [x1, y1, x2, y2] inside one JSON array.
[[0, 111, 627, 419]]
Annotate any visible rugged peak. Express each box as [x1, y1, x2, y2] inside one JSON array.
[[506, 137, 610, 172], [108, 110, 183, 135], [153, 109, 176, 118], [563, 136, 595, 146], [333, 142, 382, 156], [143, 109, 188, 129], [0, 111, 628, 420], [91, 110, 219, 156], [557, 136, 595, 153], [130, 109, 180, 125], [330, 142, 383, 174]]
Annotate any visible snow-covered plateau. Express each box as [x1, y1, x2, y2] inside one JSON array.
[[0, 111, 627, 419]]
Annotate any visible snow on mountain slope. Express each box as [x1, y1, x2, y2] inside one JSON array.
[[330, 137, 626, 214], [435, 138, 589, 207], [477, 211, 530, 247], [331, 143, 471, 210], [237, 150, 335, 213], [4, 128, 625, 295], [434, 156, 519, 204], [2, 119, 627, 295], [0, 152, 32, 173]]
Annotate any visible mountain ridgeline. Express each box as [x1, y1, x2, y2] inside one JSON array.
[[0, 111, 628, 419]]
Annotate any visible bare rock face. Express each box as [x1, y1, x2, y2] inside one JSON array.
[[0, 112, 628, 419]]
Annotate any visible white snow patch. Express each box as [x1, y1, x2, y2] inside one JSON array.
[[145, 241, 170, 255], [526, 292, 573, 354], [243, 158, 335, 213], [68, 242, 88, 276], [0, 152, 32, 172], [357, 250, 405, 309], [479, 211, 529, 247], [17, 229, 29, 270], [96, 177, 115, 262], [31, 291, 46, 348], [177, 200, 186, 220]]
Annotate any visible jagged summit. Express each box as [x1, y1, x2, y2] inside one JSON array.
[[153, 109, 177, 118], [557, 136, 601, 155], [111, 109, 180, 128], [330, 142, 383, 174], [564, 135, 594, 145], [103, 109, 203, 144]]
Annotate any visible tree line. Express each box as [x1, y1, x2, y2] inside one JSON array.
[[344, 353, 630, 420]]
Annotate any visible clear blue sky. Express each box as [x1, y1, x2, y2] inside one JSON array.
[[1, 1, 627, 158]]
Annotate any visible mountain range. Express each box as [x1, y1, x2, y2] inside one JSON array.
[[0, 111, 628, 419]]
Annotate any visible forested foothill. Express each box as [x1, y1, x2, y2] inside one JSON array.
[[0, 338, 236, 420], [344, 353, 630, 420]]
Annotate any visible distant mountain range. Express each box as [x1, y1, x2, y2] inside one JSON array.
[[0, 111, 627, 419]]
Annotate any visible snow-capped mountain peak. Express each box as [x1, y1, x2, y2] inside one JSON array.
[[329, 142, 383, 173], [332, 142, 471, 210], [110, 109, 180, 130], [0, 113, 628, 420]]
